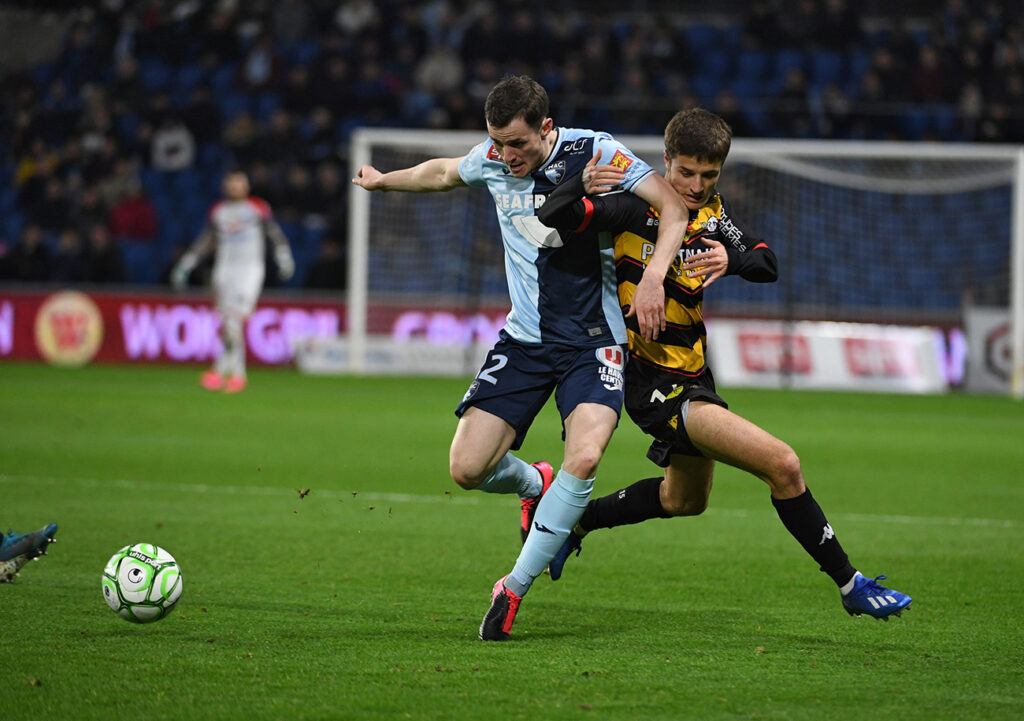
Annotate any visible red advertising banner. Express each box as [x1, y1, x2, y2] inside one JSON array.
[[0, 288, 513, 368], [0, 288, 347, 366]]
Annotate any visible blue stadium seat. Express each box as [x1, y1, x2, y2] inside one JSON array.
[[254, 92, 281, 121], [216, 92, 251, 121], [120, 242, 157, 284], [931, 104, 957, 139], [0, 186, 15, 213], [680, 23, 718, 56], [808, 50, 844, 91], [4, 212, 25, 242], [139, 59, 172, 91], [175, 63, 206, 93], [689, 74, 723, 103], [168, 168, 202, 200], [301, 225, 325, 252], [209, 64, 236, 92], [736, 50, 770, 81], [899, 108, 930, 140]]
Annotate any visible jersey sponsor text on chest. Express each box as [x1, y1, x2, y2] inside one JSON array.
[[493, 192, 547, 211]]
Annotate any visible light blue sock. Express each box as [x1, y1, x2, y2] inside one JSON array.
[[505, 468, 593, 597], [473, 453, 541, 498]]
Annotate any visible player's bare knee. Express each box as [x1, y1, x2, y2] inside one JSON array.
[[768, 446, 805, 496], [448, 459, 483, 490], [562, 447, 602, 480]]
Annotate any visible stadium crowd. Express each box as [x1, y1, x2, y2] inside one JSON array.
[[0, 0, 1022, 287]]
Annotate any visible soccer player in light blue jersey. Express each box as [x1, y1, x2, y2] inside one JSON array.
[[353, 75, 689, 640]]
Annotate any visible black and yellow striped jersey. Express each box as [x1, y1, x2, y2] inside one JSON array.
[[537, 172, 778, 378]]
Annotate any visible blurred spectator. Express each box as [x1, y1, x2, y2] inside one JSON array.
[[743, 2, 785, 50], [867, 47, 909, 102], [712, 89, 754, 138], [414, 43, 465, 96], [303, 238, 347, 291], [282, 64, 317, 116], [50, 227, 85, 283], [180, 87, 222, 146], [301, 106, 340, 165], [29, 176, 75, 233], [911, 45, 952, 104], [818, 83, 854, 138], [150, 116, 196, 171], [819, 0, 864, 51], [776, 67, 814, 137], [272, 0, 313, 46], [108, 181, 158, 243], [98, 157, 142, 209], [238, 32, 282, 92], [257, 109, 300, 167], [334, 0, 379, 37], [309, 55, 356, 119], [277, 164, 320, 224], [223, 112, 261, 167], [74, 184, 109, 232], [83, 223, 125, 284], [307, 162, 346, 231], [3, 224, 51, 282]]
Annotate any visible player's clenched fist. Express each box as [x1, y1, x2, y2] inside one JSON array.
[[352, 165, 384, 190]]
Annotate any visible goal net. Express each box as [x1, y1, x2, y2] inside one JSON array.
[[345, 129, 1023, 397]]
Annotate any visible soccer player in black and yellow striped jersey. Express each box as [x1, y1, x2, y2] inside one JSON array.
[[536, 109, 911, 620]]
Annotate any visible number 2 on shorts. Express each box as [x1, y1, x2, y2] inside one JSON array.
[[478, 354, 508, 385]]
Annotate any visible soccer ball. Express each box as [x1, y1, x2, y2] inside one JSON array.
[[101, 543, 183, 623]]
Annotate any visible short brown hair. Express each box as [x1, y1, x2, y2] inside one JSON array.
[[484, 75, 549, 130], [664, 108, 732, 164]]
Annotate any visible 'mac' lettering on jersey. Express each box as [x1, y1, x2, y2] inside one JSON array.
[[458, 128, 654, 346]]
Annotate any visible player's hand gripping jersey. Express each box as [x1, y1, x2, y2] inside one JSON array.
[[538, 171, 779, 378], [458, 129, 655, 347]]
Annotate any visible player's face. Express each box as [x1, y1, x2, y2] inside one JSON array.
[[487, 117, 555, 178], [664, 153, 722, 211], [223, 174, 250, 200]]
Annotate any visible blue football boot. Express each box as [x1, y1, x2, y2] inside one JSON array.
[[0, 523, 59, 583], [842, 573, 911, 620], [548, 530, 583, 581]]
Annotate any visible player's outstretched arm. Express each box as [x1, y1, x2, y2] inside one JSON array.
[[352, 157, 467, 193], [627, 173, 688, 341], [171, 227, 215, 289], [265, 219, 295, 281]]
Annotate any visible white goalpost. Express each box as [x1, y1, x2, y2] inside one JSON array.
[[343, 128, 1024, 398]]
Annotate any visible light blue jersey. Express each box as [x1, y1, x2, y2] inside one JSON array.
[[458, 127, 654, 347]]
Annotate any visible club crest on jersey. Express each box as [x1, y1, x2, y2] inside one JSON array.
[[596, 345, 625, 391], [461, 380, 480, 404], [609, 150, 634, 172], [544, 160, 566, 185], [596, 346, 625, 370]]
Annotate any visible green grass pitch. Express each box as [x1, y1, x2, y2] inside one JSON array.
[[3, 363, 1023, 720]]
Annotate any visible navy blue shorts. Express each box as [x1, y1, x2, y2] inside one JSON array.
[[455, 331, 626, 450]]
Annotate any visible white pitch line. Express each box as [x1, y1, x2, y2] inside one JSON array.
[[1, 473, 1021, 528]]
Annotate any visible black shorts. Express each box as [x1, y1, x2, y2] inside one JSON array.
[[624, 359, 728, 466], [455, 331, 626, 450]]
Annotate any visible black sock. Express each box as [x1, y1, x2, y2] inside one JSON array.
[[578, 477, 671, 532], [771, 488, 856, 587]]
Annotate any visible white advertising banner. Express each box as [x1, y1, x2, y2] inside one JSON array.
[[708, 319, 948, 394], [963, 307, 1012, 393]]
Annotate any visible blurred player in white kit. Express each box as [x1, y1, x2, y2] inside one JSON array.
[[172, 169, 294, 393]]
